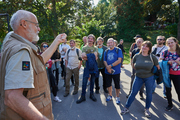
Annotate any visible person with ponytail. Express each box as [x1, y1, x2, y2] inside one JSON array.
[[159, 37, 180, 111]]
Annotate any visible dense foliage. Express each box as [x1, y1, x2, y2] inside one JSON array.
[[0, 0, 179, 46]]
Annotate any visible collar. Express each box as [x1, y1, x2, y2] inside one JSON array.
[[10, 32, 38, 52]]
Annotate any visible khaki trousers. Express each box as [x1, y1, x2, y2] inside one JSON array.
[[65, 67, 79, 93]]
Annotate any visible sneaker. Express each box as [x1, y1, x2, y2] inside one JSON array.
[[165, 105, 173, 111], [54, 96, 62, 102], [95, 89, 99, 94], [106, 95, 112, 102], [163, 94, 167, 99], [121, 107, 129, 115], [144, 109, 151, 118], [87, 81, 90, 86], [116, 97, 120, 105]]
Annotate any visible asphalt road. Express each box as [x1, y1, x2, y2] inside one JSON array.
[[52, 65, 180, 120]]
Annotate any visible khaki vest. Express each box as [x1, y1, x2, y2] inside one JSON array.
[[0, 33, 54, 120]]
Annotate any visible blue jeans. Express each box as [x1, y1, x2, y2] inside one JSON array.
[[81, 73, 96, 96], [125, 75, 154, 109]]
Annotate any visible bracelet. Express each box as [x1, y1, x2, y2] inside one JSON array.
[[111, 64, 113, 67]]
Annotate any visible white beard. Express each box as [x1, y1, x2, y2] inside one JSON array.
[[27, 25, 39, 42]]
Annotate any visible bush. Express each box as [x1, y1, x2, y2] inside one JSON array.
[[165, 23, 177, 38]]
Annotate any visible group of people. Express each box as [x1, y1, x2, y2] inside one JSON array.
[[121, 35, 180, 118], [0, 10, 179, 120]]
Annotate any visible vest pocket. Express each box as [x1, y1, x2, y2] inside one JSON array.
[[34, 65, 45, 75]]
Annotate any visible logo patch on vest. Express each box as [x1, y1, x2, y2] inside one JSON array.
[[22, 61, 30, 70]]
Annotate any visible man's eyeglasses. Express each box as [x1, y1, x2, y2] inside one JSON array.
[[43, 45, 48, 48], [157, 39, 163, 41], [25, 20, 39, 27]]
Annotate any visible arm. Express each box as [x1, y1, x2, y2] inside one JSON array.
[[111, 57, 122, 67], [4, 88, 48, 120], [78, 61, 82, 69], [65, 60, 68, 67], [104, 61, 112, 74], [41, 33, 67, 63], [81, 52, 87, 60]]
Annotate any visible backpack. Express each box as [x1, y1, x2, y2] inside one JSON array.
[[105, 47, 120, 59], [67, 48, 82, 61]]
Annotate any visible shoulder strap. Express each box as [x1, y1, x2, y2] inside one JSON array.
[[158, 45, 166, 54], [115, 47, 119, 54], [76, 48, 79, 57], [150, 54, 154, 65], [105, 49, 109, 59], [67, 49, 70, 56]]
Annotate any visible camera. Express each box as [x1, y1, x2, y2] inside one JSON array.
[[78, 57, 82, 61], [111, 69, 115, 74], [156, 54, 160, 57]]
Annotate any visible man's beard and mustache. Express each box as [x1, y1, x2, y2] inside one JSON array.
[[158, 42, 163, 45], [27, 26, 39, 42], [97, 44, 103, 47]]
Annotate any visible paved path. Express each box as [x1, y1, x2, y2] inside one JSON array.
[[52, 65, 180, 120]]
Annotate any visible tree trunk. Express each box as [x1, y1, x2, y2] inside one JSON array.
[[177, 0, 180, 41]]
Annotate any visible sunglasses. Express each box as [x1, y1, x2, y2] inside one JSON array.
[[157, 39, 163, 41], [43, 45, 48, 48]]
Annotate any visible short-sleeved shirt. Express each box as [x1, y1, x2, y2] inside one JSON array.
[[133, 53, 158, 78], [98, 47, 103, 60], [131, 48, 140, 59], [82, 45, 98, 67], [104, 47, 123, 75], [59, 43, 70, 58], [65, 48, 82, 69], [5, 50, 34, 90], [160, 51, 180, 75], [152, 45, 168, 60]]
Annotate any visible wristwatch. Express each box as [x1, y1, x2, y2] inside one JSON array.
[[111, 64, 113, 67]]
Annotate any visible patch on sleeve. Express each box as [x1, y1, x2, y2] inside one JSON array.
[[22, 61, 30, 70]]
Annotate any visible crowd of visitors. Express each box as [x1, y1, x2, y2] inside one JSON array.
[[0, 10, 179, 119]]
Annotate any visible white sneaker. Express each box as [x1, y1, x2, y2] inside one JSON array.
[[54, 96, 62, 102], [116, 97, 120, 105]]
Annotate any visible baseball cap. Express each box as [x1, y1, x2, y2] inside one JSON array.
[[133, 34, 141, 39]]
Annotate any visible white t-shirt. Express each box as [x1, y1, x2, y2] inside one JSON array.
[[152, 45, 168, 60], [65, 48, 82, 69], [5, 50, 34, 90], [58, 43, 70, 58]]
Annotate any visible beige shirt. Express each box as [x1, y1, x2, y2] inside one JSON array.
[[5, 50, 34, 90], [65, 48, 82, 69], [4, 32, 37, 90]]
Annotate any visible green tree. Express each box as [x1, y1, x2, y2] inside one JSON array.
[[177, 0, 180, 41], [115, 0, 144, 42], [91, 0, 117, 39]]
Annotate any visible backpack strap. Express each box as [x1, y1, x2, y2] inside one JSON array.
[[105, 47, 119, 59], [76, 48, 79, 58], [105, 49, 109, 59]]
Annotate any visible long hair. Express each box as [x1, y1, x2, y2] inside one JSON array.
[[40, 42, 49, 51], [139, 41, 152, 55], [166, 37, 180, 56]]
